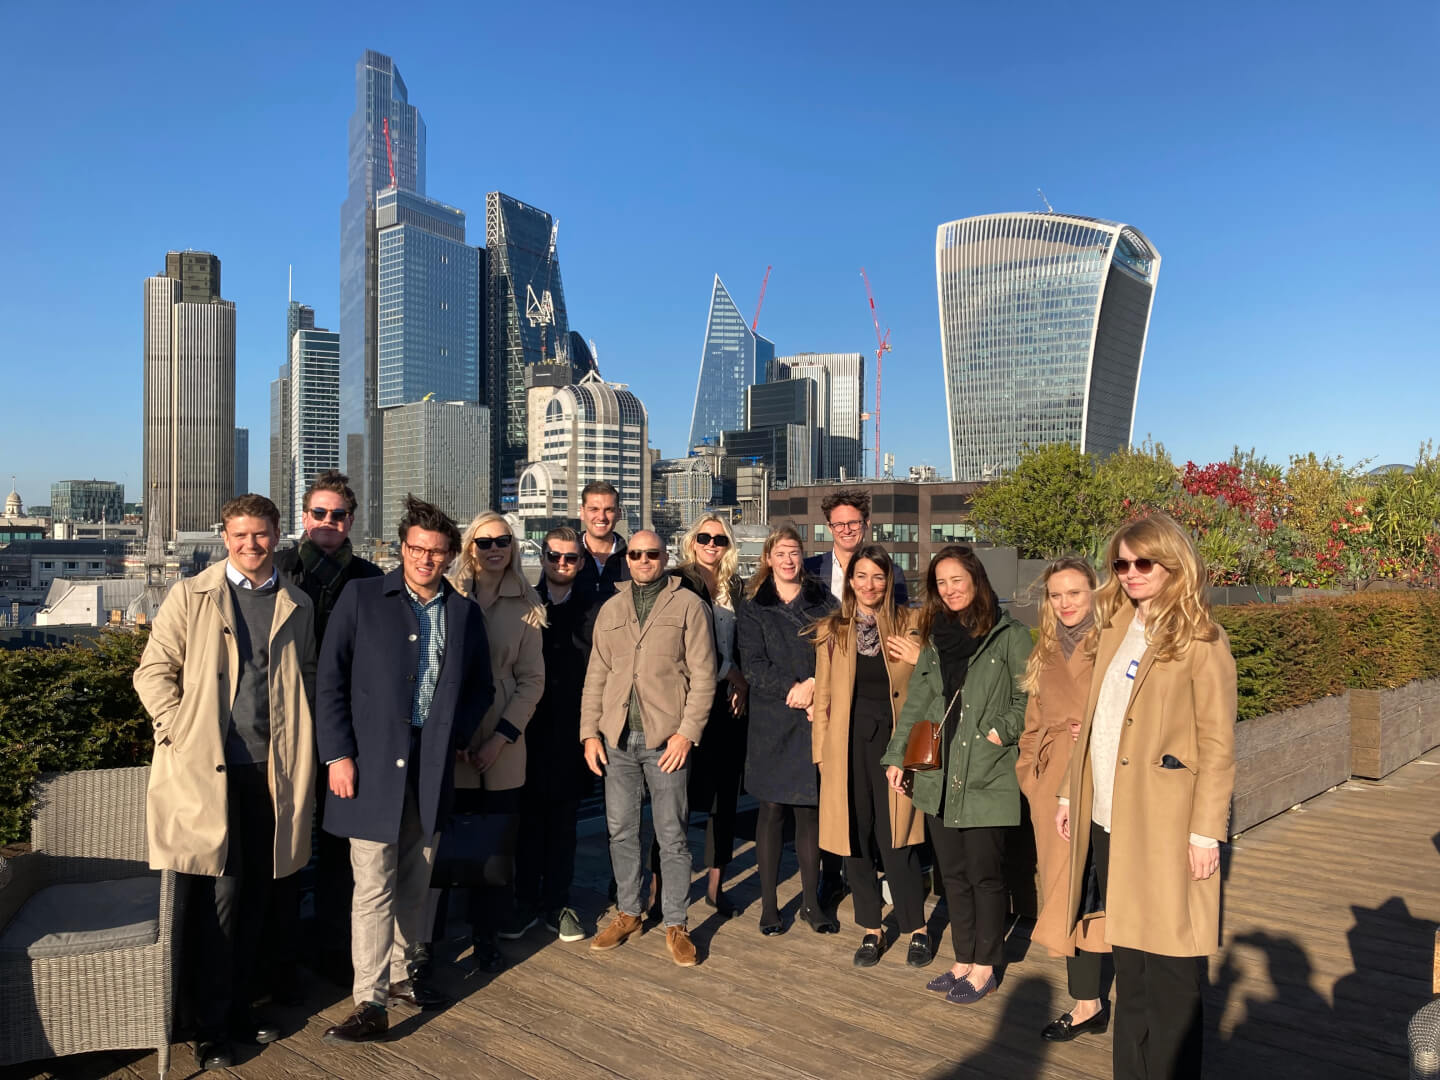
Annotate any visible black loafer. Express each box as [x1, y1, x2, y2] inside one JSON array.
[[388, 978, 450, 1010], [799, 906, 840, 934], [1042, 1008, 1110, 1041], [906, 933, 934, 968], [322, 1002, 388, 1044], [852, 934, 884, 967], [193, 1038, 235, 1070], [469, 935, 507, 975]]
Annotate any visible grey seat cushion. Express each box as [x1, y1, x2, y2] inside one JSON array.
[[0, 875, 160, 958]]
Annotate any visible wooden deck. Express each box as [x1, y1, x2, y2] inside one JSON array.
[[7, 750, 1439, 1080]]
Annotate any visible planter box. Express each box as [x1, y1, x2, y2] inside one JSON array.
[[1231, 695, 1350, 834], [1350, 677, 1440, 780]]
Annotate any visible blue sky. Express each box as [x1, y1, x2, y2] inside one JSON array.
[[2, 1, 1436, 506]]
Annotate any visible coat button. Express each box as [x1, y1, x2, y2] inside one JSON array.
[[407, 674, 416, 682], [396, 758, 406, 768], [222, 627, 231, 635], [1125, 718, 1133, 726], [1120, 757, 1129, 766], [892, 691, 900, 698], [409, 634, 418, 642], [216, 764, 226, 773]]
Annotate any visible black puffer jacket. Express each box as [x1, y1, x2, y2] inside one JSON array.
[[526, 576, 596, 800]]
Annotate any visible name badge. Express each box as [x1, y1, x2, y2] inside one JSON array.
[[1125, 659, 1140, 680]]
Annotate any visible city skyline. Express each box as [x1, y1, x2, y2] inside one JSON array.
[[2, 3, 1436, 503]]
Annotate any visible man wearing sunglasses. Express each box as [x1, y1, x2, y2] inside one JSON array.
[[806, 490, 909, 606], [273, 470, 382, 987], [581, 530, 716, 967]]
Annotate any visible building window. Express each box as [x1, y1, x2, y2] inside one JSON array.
[[892, 552, 917, 571], [872, 522, 917, 543], [930, 523, 976, 543]]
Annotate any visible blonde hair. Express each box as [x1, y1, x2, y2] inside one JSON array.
[[746, 525, 806, 599], [677, 514, 739, 607], [1019, 557, 1097, 693], [451, 510, 546, 628], [1093, 511, 1216, 663]]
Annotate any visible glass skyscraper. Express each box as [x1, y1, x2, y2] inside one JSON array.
[[772, 352, 865, 480], [376, 189, 479, 407], [270, 301, 315, 527], [935, 213, 1160, 481], [289, 326, 342, 534], [688, 276, 774, 452], [340, 50, 426, 537], [485, 192, 570, 499]]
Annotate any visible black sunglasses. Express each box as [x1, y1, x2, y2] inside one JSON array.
[[1112, 557, 1161, 574], [545, 549, 580, 565], [627, 549, 663, 561], [694, 532, 730, 548], [474, 535, 514, 550], [307, 507, 351, 522]]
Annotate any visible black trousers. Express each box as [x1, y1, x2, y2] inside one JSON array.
[[180, 764, 275, 1038], [514, 789, 580, 914], [1067, 947, 1104, 1000], [845, 709, 925, 933], [755, 802, 820, 920], [1091, 823, 1204, 1079], [928, 818, 1006, 966], [437, 787, 521, 942]]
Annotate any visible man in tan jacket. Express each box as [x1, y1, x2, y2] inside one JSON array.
[[581, 530, 716, 966], [134, 494, 317, 1072]]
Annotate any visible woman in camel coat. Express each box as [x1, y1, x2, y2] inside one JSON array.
[[813, 545, 929, 969]]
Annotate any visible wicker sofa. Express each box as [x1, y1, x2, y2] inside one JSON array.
[[0, 766, 179, 1078]]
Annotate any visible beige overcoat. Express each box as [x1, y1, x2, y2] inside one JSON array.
[[1016, 645, 1108, 957], [1063, 606, 1237, 957], [449, 571, 545, 793], [133, 560, 317, 878], [812, 611, 925, 855]]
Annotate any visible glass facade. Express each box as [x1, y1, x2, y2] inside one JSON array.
[[485, 192, 570, 500], [289, 328, 342, 534], [340, 50, 426, 538], [935, 213, 1160, 482], [50, 481, 125, 523], [688, 276, 774, 451], [772, 352, 865, 480], [380, 400, 490, 541], [376, 189, 479, 407]]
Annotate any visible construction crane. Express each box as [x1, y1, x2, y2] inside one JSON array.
[[860, 268, 891, 479], [382, 117, 396, 188], [752, 265, 772, 332]]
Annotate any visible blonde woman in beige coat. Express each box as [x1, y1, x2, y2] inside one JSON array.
[[1016, 557, 1110, 1043], [431, 510, 545, 973], [1057, 512, 1236, 1080], [812, 545, 931, 969]]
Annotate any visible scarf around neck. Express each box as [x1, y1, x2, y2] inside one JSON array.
[[931, 611, 982, 702], [856, 612, 881, 657], [1056, 610, 1095, 659]]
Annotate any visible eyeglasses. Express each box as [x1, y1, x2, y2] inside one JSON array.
[[545, 549, 580, 565], [694, 532, 730, 548], [473, 535, 513, 551], [1112, 558, 1161, 575], [403, 541, 450, 562], [307, 507, 351, 522], [828, 518, 866, 534], [627, 549, 663, 562]]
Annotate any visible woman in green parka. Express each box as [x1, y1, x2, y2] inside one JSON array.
[[883, 545, 1031, 1005]]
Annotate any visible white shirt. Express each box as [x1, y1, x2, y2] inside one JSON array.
[[829, 551, 846, 600], [225, 561, 278, 593]]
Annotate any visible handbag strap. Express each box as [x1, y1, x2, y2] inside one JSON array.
[[934, 687, 963, 736]]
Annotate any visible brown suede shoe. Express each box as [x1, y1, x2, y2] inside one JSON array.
[[322, 1002, 388, 1044], [590, 911, 644, 951], [666, 925, 697, 967]]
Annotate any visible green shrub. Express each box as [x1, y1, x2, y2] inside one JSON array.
[[0, 628, 154, 844]]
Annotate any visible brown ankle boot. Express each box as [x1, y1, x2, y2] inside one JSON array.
[[666, 925, 697, 967], [590, 911, 644, 952]]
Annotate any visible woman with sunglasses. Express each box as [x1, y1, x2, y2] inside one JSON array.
[[737, 525, 838, 934], [1016, 557, 1111, 1041], [811, 544, 931, 968], [882, 546, 1031, 1005], [1057, 512, 1235, 1080], [434, 510, 546, 972]]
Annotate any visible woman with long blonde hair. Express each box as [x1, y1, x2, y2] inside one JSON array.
[[429, 511, 545, 973], [1057, 512, 1236, 1079], [1015, 557, 1111, 1042]]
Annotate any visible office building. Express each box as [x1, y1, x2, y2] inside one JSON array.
[[485, 192, 571, 498], [376, 188, 480, 407], [772, 352, 865, 480], [935, 212, 1161, 481], [716, 379, 817, 489], [50, 481, 124, 524], [517, 371, 649, 533], [234, 428, 249, 495], [340, 50, 426, 538], [271, 301, 315, 527], [688, 275, 774, 452], [380, 399, 490, 540], [289, 326, 342, 533], [143, 251, 236, 539], [651, 455, 723, 543]]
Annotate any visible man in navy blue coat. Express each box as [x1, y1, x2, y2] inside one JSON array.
[[315, 496, 494, 1044], [804, 489, 909, 606]]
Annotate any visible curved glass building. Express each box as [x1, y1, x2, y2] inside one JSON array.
[[935, 213, 1160, 481]]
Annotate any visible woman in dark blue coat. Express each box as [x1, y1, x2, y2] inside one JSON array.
[[737, 525, 838, 935]]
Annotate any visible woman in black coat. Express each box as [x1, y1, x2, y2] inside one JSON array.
[[737, 525, 838, 935]]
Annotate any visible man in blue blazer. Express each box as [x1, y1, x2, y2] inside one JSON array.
[[315, 496, 494, 1044], [804, 489, 909, 606]]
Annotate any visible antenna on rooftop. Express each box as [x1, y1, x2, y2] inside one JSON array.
[[288, 264, 292, 303], [1037, 188, 1055, 214]]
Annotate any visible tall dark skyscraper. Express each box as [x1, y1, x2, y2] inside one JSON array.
[[485, 192, 570, 502], [340, 50, 426, 537]]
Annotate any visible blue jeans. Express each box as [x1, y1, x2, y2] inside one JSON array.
[[604, 728, 691, 927]]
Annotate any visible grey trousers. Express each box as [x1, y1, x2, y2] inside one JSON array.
[[348, 781, 436, 1006], [604, 727, 692, 927]]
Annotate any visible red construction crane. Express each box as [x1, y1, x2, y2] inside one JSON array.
[[752, 265, 772, 332], [382, 117, 396, 188], [860, 268, 892, 479]]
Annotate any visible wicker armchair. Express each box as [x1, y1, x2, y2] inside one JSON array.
[[0, 766, 179, 1078]]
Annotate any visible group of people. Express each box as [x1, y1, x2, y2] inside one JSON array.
[[134, 469, 1235, 1080]]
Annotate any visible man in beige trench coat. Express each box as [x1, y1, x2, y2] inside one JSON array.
[[134, 494, 317, 1073]]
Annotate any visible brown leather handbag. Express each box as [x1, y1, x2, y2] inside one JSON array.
[[901, 688, 962, 772]]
